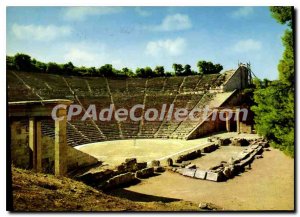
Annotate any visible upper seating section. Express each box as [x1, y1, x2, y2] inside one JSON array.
[[7, 70, 233, 99], [7, 69, 237, 144]]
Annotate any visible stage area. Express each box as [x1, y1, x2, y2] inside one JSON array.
[[75, 132, 260, 166]]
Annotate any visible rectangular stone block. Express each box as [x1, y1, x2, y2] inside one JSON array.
[[182, 168, 196, 177], [206, 171, 220, 182], [194, 169, 207, 180]]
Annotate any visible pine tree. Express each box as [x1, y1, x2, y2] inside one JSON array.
[[252, 7, 294, 157]]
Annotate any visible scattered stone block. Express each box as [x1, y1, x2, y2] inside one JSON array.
[[167, 158, 173, 167], [182, 168, 196, 177], [202, 144, 217, 153], [194, 169, 207, 179], [105, 172, 135, 188], [206, 171, 222, 182], [151, 160, 160, 167], [135, 167, 154, 178], [154, 166, 165, 172], [218, 138, 231, 146], [186, 164, 196, 169], [175, 150, 201, 163], [232, 138, 249, 146], [223, 166, 233, 178]]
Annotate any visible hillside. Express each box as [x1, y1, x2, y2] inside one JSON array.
[[10, 167, 199, 211]]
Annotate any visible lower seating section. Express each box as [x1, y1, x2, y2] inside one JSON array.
[[8, 70, 235, 146], [113, 94, 144, 139], [139, 94, 175, 138], [155, 94, 199, 138], [172, 92, 216, 138]]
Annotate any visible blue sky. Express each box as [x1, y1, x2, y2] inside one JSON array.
[[7, 6, 286, 80]]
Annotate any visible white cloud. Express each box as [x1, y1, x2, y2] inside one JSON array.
[[135, 7, 151, 17], [146, 37, 186, 57], [63, 41, 122, 68], [64, 49, 96, 64], [146, 13, 192, 31], [233, 39, 262, 53], [232, 7, 254, 18], [64, 7, 122, 21], [12, 23, 71, 41]]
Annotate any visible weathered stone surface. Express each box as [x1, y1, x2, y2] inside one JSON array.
[[151, 160, 160, 167], [175, 150, 201, 163], [194, 169, 207, 179], [135, 167, 154, 178], [176, 168, 183, 174], [182, 168, 196, 177], [77, 169, 115, 184], [105, 172, 135, 188], [167, 158, 173, 167], [206, 171, 221, 182], [122, 158, 139, 172]]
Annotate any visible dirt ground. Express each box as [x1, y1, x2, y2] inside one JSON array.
[[111, 148, 294, 211], [11, 167, 199, 211]]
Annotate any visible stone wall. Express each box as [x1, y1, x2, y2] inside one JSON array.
[[66, 146, 99, 172], [10, 119, 99, 174], [223, 66, 249, 92], [10, 120, 31, 169], [187, 113, 226, 140]]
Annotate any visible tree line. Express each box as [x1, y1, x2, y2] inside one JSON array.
[[251, 6, 294, 157], [6, 53, 223, 78]]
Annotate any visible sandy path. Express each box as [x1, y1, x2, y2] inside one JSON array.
[[120, 148, 294, 211]]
